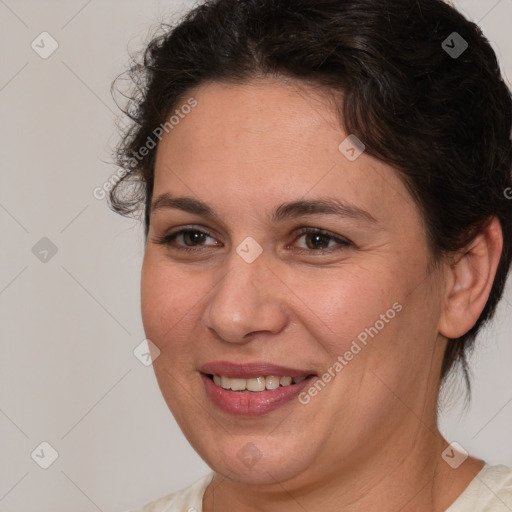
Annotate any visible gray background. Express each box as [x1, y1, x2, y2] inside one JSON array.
[[0, 1, 511, 510]]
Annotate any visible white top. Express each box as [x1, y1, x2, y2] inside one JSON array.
[[130, 464, 512, 511]]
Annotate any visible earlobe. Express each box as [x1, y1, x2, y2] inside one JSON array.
[[438, 217, 503, 339]]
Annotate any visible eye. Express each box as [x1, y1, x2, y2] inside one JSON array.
[[153, 228, 220, 252], [152, 226, 351, 254], [292, 227, 351, 252]]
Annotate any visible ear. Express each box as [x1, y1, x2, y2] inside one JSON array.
[[438, 217, 503, 339]]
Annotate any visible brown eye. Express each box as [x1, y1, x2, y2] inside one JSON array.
[[294, 228, 351, 252], [304, 232, 331, 250], [181, 230, 208, 246], [155, 228, 219, 251]]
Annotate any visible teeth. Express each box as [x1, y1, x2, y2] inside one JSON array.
[[229, 378, 246, 391], [211, 374, 308, 392], [220, 376, 231, 390], [280, 376, 292, 386], [247, 376, 266, 392], [265, 375, 280, 389]]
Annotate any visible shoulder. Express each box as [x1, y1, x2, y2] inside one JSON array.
[[128, 472, 215, 512], [447, 464, 512, 511]]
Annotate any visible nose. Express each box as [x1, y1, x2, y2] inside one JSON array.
[[201, 250, 289, 343]]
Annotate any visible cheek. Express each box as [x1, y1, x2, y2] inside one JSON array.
[[294, 267, 401, 358], [141, 250, 404, 356], [297, 263, 429, 416], [140, 253, 204, 350]]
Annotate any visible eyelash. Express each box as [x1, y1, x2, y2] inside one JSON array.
[[153, 227, 352, 254]]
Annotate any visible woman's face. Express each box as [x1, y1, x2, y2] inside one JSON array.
[[141, 79, 448, 486]]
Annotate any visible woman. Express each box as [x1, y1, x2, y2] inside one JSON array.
[[111, 0, 512, 510]]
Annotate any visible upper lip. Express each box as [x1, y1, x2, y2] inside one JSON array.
[[200, 361, 316, 379]]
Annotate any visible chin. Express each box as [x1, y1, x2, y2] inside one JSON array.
[[194, 435, 314, 485]]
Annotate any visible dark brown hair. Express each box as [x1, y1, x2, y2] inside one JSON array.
[[110, 0, 512, 394]]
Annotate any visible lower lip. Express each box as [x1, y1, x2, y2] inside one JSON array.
[[201, 373, 315, 416]]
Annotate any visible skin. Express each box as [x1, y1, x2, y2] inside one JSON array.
[[141, 78, 503, 511]]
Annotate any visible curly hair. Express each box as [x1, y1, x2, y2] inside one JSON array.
[[110, 0, 512, 395]]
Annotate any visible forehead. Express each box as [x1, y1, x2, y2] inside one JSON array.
[[153, 79, 418, 229], [163, 78, 341, 160]]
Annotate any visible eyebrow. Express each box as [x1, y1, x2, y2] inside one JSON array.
[[150, 193, 378, 224]]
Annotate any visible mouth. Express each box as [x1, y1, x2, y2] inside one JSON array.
[[199, 362, 317, 416]]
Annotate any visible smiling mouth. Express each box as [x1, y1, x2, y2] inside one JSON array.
[[201, 368, 317, 416], [206, 374, 313, 392]]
